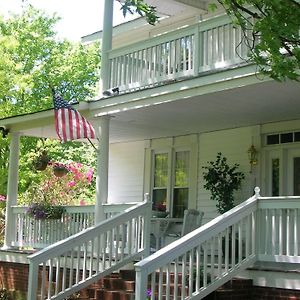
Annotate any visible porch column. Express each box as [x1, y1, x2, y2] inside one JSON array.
[[95, 116, 110, 224], [3, 132, 20, 249], [100, 0, 114, 92]]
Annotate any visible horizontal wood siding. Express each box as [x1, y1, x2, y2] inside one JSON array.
[[108, 141, 145, 203]]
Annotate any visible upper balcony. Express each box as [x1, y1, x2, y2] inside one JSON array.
[[104, 13, 253, 94]]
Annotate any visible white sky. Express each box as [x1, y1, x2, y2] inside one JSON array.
[[0, 0, 138, 41]]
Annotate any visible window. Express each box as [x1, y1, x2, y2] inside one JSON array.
[[266, 131, 300, 145], [152, 150, 190, 218], [152, 153, 168, 211]]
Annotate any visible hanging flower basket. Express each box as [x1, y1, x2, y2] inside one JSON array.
[[53, 163, 69, 177], [33, 151, 50, 171]]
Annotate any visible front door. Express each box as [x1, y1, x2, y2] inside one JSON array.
[[287, 149, 300, 195], [265, 147, 300, 196]]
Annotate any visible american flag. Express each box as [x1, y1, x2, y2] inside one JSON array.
[[53, 92, 95, 142]]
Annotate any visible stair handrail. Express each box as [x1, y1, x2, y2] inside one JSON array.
[[135, 188, 261, 300], [27, 196, 151, 300]]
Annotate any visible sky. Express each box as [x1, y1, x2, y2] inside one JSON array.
[[0, 0, 138, 41]]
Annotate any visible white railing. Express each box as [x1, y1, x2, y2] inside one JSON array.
[[135, 188, 300, 300], [257, 197, 300, 262], [108, 14, 252, 93], [10, 203, 137, 249], [27, 199, 151, 300]]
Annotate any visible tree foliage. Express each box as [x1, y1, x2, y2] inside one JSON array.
[[0, 7, 100, 200], [0, 6, 100, 117], [119, 0, 158, 25], [214, 0, 300, 81], [122, 0, 300, 81]]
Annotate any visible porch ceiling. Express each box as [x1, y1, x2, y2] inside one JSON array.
[[2, 79, 300, 143], [108, 79, 300, 142]]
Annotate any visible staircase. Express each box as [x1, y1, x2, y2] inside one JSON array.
[[73, 270, 254, 300]]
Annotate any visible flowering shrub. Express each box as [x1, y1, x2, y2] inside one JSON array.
[[20, 161, 95, 208]]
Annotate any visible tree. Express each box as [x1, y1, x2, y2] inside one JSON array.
[[0, 7, 100, 199], [121, 0, 300, 81], [0, 6, 100, 117]]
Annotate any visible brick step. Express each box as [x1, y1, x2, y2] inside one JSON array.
[[95, 289, 134, 300], [76, 272, 254, 300]]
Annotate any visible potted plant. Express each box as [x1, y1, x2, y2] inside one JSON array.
[[52, 162, 69, 177], [32, 150, 50, 171], [202, 153, 245, 259]]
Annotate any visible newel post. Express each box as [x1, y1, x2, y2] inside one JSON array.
[[254, 186, 261, 257], [135, 265, 149, 300], [3, 132, 20, 249], [143, 193, 151, 257]]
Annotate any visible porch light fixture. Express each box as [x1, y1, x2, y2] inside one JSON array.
[[248, 144, 258, 171]]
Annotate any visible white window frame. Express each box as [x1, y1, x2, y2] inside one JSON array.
[[144, 135, 198, 213]]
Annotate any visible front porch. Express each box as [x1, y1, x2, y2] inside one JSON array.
[[1, 188, 300, 299]]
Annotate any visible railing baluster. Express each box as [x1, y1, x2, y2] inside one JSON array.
[[287, 209, 290, 256], [294, 208, 298, 256], [217, 232, 222, 277], [238, 220, 242, 263], [225, 227, 229, 272], [272, 209, 276, 255], [173, 258, 179, 298]]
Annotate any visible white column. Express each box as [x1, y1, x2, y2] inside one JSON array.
[[95, 116, 110, 224], [100, 0, 114, 93], [3, 132, 20, 249]]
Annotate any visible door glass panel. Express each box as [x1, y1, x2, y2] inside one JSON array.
[[272, 158, 280, 196], [293, 157, 300, 195]]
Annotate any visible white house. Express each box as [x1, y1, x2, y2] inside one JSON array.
[[0, 0, 300, 299]]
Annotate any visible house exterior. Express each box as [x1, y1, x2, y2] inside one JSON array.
[[0, 0, 300, 299]]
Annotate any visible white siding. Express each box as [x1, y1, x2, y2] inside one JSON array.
[[197, 126, 258, 224], [108, 140, 145, 203]]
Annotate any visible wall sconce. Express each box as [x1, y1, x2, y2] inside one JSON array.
[[248, 144, 258, 172]]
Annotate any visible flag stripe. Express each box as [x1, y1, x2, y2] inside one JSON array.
[[53, 92, 96, 142]]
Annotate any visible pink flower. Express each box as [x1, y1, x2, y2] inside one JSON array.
[[0, 195, 6, 202], [79, 199, 86, 206], [68, 181, 76, 187], [86, 168, 94, 183]]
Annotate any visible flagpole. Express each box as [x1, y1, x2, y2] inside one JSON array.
[[87, 138, 98, 151]]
